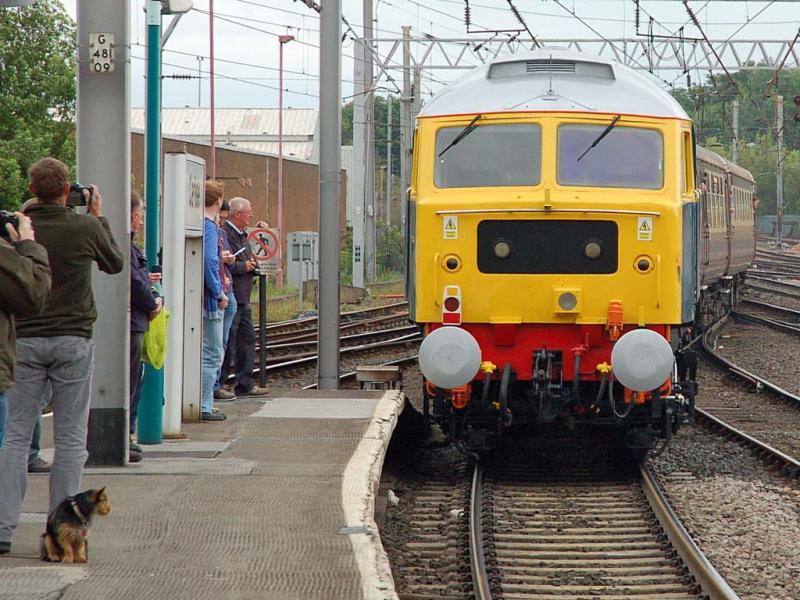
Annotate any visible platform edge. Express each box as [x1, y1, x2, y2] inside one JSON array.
[[341, 389, 404, 600]]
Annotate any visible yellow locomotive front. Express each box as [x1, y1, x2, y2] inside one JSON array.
[[409, 52, 699, 452]]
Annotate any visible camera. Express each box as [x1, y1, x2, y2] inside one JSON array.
[[67, 183, 94, 208], [0, 210, 20, 241]]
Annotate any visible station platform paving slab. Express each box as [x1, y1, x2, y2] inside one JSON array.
[[0, 389, 405, 600]]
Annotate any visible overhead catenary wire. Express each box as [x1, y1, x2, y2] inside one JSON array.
[[505, 0, 540, 48]]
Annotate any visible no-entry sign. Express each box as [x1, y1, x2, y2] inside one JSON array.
[[248, 228, 279, 261]]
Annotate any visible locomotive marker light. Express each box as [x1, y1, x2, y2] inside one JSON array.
[[442, 285, 463, 325], [583, 240, 603, 259], [494, 239, 511, 259], [610, 329, 674, 393], [419, 326, 482, 390]]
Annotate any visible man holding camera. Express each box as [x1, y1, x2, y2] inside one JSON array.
[[0, 213, 51, 454], [0, 158, 123, 554]]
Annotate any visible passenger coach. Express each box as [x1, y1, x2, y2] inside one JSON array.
[[407, 50, 755, 454]]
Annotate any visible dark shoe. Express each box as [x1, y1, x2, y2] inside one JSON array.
[[237, 385, 270, 397], [214, 388, 237, 401], [28, 457, 50, 473], [130, 442, 142, 453], [129, 449, 142, 463], [0, 541, 10, 554], [202, 411, 227, 421]]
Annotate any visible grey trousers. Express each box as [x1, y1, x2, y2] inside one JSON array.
[[0, 336, 94, 543]]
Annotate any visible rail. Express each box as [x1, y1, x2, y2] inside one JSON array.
[[468, 463, 492, 600], [639, 464, 740, 600], [466, 454, 739, 599], [702, 316, 800, 410]]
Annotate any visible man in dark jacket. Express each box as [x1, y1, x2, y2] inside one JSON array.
[[0, 158, 123, 554], [0, 213, 51, 457], [220, 197, 268, 397], [129, 192, 162, 462]]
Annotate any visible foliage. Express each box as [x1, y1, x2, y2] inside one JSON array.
[[0, 1, 76, 209], [341, 94, 402, 176], [376, 220, 404, 277], [339, 226, 353, 285], [671, 69, 800, 215]]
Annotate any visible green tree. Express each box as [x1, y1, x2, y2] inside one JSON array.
[[341, 94, 402, 177], [0, 1, 76, 208], [672, 68, 800, 216]]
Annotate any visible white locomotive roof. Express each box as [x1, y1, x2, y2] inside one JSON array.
[[419, 49, 690, 120]]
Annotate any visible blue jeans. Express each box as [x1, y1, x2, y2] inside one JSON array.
[[1, 390, 47, 464], [0, 392, 6, 448], [0, 336, 94, 543], [29, 414, 42, 466], [215, 291, 237, 391], [201, 314, 224, 414]]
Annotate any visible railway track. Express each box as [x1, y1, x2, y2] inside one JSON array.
[[695, 317, 800, 469], [467, 445, 737, 600], [223, 301, 416, 387], [731, 303, 800, 335], [745, 275, 800, 299], [258, 301, 409, 343]]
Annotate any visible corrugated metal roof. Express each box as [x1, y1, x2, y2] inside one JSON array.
[[130, 108, 318, 137], [222, 141, 314, 160]]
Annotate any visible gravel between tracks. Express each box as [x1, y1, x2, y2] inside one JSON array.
[[651, 427, 800, 600], [746, 286, 800, 311], [694, 354, 800, 460], [714, 319, 800, 397]]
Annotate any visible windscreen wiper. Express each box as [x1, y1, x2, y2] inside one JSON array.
[[576, 115, 621, 162], [438, 114, 483, 157]]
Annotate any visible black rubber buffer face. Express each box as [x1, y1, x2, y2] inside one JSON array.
[[477, 219, 619, 274]]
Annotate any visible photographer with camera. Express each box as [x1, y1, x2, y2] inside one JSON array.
[[0, 158, 123, 555], [0, 213, 51, 457]]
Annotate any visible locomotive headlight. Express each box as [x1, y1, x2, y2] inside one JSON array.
[[554, 288, 581, 313], [493, 240, 511, 259], [558, 292, 578, 311], [583, 240, 603, 260]]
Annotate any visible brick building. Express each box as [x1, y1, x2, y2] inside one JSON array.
[[131, 131, 347, 260]]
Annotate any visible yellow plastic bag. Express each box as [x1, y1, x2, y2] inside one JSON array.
[[142, 307, 169, 369]]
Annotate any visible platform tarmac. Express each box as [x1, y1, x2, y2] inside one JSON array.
[[0, 389, 405, 600]]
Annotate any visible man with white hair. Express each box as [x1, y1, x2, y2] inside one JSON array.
[[219, 197, 269, 397]]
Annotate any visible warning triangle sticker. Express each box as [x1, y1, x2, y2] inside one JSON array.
[[444, 218, 456, 230], [639, 220, 650, 232]]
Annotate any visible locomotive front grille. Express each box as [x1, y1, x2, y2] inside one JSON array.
[[477, 220, 618, 274]]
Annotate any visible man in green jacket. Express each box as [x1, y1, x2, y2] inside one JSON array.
[[0, 158, 123, 555], [0, 213, 51, 448]]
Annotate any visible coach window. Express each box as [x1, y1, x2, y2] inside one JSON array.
[[434, 123, 542, 188], [557, 124, 663, 189]]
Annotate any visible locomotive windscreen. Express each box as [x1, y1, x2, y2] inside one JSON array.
[[477, 220, 618, 274]]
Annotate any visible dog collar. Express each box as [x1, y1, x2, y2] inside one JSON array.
[[70, 499, 88, 524]]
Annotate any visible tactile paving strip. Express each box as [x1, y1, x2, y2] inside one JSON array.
[[251, 396, 379, 419], [2, 566, 88, 596]]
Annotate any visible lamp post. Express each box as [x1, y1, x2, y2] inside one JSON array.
[[277, 34, 294, 288]]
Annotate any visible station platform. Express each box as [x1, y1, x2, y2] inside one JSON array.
[[0, 390, 405, 600]]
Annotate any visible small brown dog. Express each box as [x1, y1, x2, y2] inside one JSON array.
[[40, 487, 111, 563]]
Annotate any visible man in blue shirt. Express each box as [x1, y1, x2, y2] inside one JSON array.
[[201, 182, 228, 421]]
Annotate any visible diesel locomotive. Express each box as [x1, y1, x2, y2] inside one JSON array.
[[407, 50, 756, 454]]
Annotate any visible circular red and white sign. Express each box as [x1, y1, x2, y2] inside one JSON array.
[[247, 228, 279, 261]]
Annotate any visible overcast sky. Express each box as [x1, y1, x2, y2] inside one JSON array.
[[60, 1, 800, 110]]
